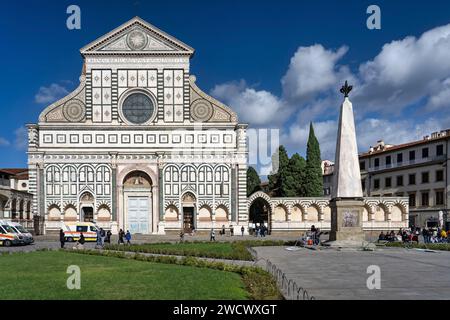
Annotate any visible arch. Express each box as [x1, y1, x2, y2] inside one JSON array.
[[95, 165, 111, 183], [64, 204, 77, 222], [198, 205, 212, 221], [273, 204, 288, 222], [0, 195, 7, 218], [390, 204, 403, 222], [306, 205, 319, 222], [117, 165, 158, 188], [79, 191, 95, 222], [362, 205, 370, 222], [163, 165, 180, 182], [165, 204, 179, 221], [181, 191, 197, 205], [291, 204, 303, 222], [62, 165, 77, 182], [123, 170, 153, 188], [249, 196, 271, 229], [181, 191, 196, 232], [11, 198, 17, 219], [215, 205, 228, 222], [248, 191, 271, 209], [180, 165, 197, 183], [48, 204, 62, 221], [374, 205, 386, 222], [97, 204, 111, 222], [18, 199, 24, 220], [77, 165, 95, 184]]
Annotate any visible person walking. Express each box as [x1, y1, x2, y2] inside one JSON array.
[[241, 226, 244, 236], [59, 228, 65, 249], [229, 225, 234, 237], [105, 230, 112, 244], [210, 228, 216, 241], [125, 230, 132, 245], [118, 229, 125, 245], [221, 225, 226, 236]]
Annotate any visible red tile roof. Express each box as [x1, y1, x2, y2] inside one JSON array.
[[359, 133, 449, 158], [0, 168, 29, 179]]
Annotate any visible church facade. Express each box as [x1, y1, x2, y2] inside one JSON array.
[[27, 17, 248, 234]]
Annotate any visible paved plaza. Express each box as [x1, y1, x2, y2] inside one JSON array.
[[254, 246, 450, 300]]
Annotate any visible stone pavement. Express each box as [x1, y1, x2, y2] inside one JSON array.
[[253, 246, 450, 300]]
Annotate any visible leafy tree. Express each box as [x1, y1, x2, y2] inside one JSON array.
[[304, 122, 323, 197], [288, 153, 307, 197], [247, 166, 261, 196]]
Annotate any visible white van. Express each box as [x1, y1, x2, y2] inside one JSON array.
[[6, 222, 34, 244], [62, 222, 98, 242], [0, 223, 24, 247]]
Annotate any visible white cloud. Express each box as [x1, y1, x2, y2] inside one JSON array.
[[282, 45, 349, 102], [210, 80, 289, 126], [35, 83, 69, 104], [355, 23, 450, 113], [211, 23, 450, 160], [14, 127, 28, 151]]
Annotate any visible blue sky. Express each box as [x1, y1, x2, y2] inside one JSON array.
[[1, 0, 450, 168]]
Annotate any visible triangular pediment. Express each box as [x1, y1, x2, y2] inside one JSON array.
[[80, 17, 194, 56]]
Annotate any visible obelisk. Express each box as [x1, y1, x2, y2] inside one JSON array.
[[328, 81, 366, 246]]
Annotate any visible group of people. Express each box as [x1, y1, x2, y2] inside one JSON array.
[[253, 224, 268, 237], [378, 227, 449, 244], [421, 227, 448, 243], [308, 225, 322, 245], [210, 225, 244, 241], [179, 225, 246, 242], [59, 228, 132, 249], [117, 229, 132, 245]]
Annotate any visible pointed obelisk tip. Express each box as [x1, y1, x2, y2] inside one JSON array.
[[340, 81, 353, 98]]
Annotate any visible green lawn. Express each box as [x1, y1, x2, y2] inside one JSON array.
[[0, 251, 248, 300], [106, 240, 287, 261]]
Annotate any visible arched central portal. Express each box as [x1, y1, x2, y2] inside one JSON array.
[[249, 198, 271, 232], [123, 171, 152, 234], [182, 192, 196, 233], [80, 192, 95, 222]]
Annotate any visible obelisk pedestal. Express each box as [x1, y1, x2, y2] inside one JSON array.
[[325, 82, 366, 248]]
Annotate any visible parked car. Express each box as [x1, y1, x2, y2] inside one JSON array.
[[62, 222, 98, 242], [6, 222, 34, 244], [0, 223, 24, 246]]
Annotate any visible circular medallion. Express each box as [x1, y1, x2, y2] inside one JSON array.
[[127, 30, 148, 50], [63, 99, 85, 122], [121, 92, 155, 124], [191, 99, 213, 122]]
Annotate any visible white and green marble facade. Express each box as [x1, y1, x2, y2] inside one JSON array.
[[27, 17, 248, 234]]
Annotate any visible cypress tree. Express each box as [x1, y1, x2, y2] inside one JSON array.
[[246, 166, 261, 196], [268, 145, 290, 197], [305, 122, 323, 197]]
